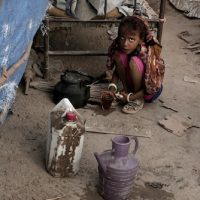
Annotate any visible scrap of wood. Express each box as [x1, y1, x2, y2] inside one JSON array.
[[184, 45, 200, 52], [24, 65, 36, 95], [33, 63, 43, 77], [86, 127, 151, 138], [23, 48, 44, 95], [184, 43, 200, 49], [29, 81, 55, 92], [194, 50, 200, 54], [181, 36, 200, 54], [189, 41, 200, 46], [177, 31, 192, 43], [183, 76, 199, 83], [86, 127, 115, 134], [158, 113, 193, 137], [188, 43, 200, 47], [45, 195, 66, 200], [188, 125, 200, 129], [158, 99, 165, 103], [160, 104, 178, 112]]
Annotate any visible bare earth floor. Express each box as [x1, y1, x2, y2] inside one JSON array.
[[1, 2, 200, 200]]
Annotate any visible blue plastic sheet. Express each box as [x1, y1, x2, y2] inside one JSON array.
[[0, 0, 48, 123]]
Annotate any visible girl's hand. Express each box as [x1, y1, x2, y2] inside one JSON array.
[[108, 83, 118, 94], [100, 90, 115, 110], [115, 91, 128, 104], [103, 90, 115, 99]]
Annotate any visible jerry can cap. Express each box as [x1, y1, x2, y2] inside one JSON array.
[[66, 112, 76, 121]]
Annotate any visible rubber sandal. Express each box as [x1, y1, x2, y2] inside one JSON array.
[[122, 99, 144, 114]]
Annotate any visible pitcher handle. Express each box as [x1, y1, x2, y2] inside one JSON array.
[[131, 136, 139, 154]]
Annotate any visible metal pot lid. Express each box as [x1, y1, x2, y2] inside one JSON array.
[[61, 70, 93, 84]]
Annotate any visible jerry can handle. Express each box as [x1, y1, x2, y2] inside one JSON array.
[[131, 136, 139, 154]]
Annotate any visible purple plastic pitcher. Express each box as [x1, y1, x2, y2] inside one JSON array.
[[94, 135, 139, 200]]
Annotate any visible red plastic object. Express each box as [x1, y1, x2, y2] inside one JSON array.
[[66, 112, 76, 121]]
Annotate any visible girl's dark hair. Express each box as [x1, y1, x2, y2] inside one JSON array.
[[118, 16, 149, 42]]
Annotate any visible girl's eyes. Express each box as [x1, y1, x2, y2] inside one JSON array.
[[129, 38, 135, 42], [120, 37, 135, 42]]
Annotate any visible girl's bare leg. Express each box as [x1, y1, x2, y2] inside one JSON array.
[[114, 58, 129, 92], [129, 59, 143, 93]]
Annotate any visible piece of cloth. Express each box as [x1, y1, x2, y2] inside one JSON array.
[[65, 0, 77, 18], [87, 0, 151, 17], [144, 84, 163, 102], [142, 38, 165, 95], [53, 0, 78, 18], [116, 50, 162, 102], [169, 0, 200, 18], [117, 50, 144, 91], [88, 0, 135, 16], [54, 0, 66, 10]]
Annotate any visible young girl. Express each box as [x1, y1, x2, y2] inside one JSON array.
[[103, 16, 163, 114]]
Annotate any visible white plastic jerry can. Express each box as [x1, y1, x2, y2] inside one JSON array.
[[46, 98, 85, 177]]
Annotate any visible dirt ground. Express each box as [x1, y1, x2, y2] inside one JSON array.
[[1, 2, 200, 200]]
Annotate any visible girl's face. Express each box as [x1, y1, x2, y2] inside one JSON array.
[[119, 27, 142, 54]]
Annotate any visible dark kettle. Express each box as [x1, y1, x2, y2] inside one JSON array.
[[53, 70, 91, 108]]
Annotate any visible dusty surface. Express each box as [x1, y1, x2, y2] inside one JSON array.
[[1, 2, 200, 200]]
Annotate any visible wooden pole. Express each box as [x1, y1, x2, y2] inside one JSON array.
[[157, 0, 167, 43], [0, 42, 32, 87], [86, 127, 152, 138]]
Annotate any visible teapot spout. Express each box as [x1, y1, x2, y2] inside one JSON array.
[[94, 152, 106, 173]]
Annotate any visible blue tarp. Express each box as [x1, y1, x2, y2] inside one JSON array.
[[0, 0, 48, 123]]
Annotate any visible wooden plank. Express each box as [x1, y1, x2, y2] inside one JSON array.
[[48, 50, 108, 56]]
